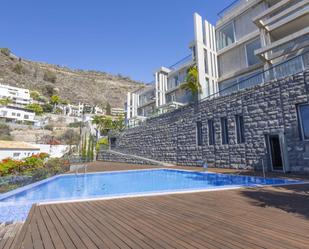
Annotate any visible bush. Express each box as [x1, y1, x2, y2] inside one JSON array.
[[26, 103, 44, 115], [0, 48, 11, 56], [43, 71, 57, 83], [12, 63, 25, 74], [44, 124, 54, 131], [68, 121, 84, 128], [42, 84, 57, 97], [42, 103, 53, 113]]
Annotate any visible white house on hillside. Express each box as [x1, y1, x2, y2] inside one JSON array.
[[0, 141, 40, 160]]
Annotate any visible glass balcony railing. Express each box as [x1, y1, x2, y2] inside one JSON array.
[[218, 51, 309, 96]]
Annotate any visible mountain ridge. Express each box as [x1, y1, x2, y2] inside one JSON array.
[[0, 49, 145, 108]]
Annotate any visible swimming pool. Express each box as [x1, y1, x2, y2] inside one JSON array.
[[0, 169, 303, 222]]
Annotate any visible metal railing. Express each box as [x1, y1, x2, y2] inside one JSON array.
[[168, 54, 193, 71], [217, 0, 249, 18], [218, 51, 308, 97]]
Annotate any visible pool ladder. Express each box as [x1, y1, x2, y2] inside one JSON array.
[[75, 165, 88, 175]]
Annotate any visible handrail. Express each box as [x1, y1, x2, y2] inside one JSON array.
[[168, 54, 193, 70]]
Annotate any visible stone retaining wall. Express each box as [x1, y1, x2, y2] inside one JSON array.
[[111, 71, 309, 172], [97, 150, 161, 166]]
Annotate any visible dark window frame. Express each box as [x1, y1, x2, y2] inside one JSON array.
[[235, 115, 245, 144], [196, 121, 203, 146], [221, 117, 229, 145], [208, 119, 215, 145], [297, 103, 309, 141]]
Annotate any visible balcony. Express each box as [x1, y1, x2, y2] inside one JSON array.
[[219, 51, 309, 96], [254, 0, 309, 61]]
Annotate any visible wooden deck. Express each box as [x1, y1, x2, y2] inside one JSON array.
[[2, 162, 309, 249]]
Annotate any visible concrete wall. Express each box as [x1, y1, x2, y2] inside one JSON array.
[[111, 71, 309, 172]]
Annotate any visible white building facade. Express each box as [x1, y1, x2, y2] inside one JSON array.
[[0, 106, 36, 123], [125, 13, 218, 126], [0, 84, 32, 108]]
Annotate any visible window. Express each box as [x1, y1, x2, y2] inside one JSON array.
[[217, 22, 235, 50], [221, 117, 229, 144], [208, 119, 215, 145], [13, 153, 20, 158], [245, 39, 261, 66], [196, 121, 203, 146], [12, 112, 16, 116], [235, 115, 245, 144], [17, 113, 21, 117], [24, 115, 29, 119], [204, 49, 208, 74], [298, 103, 309, 140]]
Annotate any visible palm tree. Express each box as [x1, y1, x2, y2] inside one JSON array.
[[181, 65, 202, 103]]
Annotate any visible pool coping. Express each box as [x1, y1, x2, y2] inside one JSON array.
[[0, 168, 307, 205]]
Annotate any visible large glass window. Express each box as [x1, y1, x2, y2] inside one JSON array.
[[208, 119, 215, 145], [217, 22, 235, 50], [245, 38, 261, 66], [298, 103, 309, 140], [221, 117, 229, 145]]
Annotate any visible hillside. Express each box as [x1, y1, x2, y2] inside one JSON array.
[[0, 49, 144, 107]]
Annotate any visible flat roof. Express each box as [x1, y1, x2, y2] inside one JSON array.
[[0, 140, 40, 150]]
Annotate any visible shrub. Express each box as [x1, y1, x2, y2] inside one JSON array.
[[45, 158, 69, 175], [68, 121, 84, 128], [12, 63, 25, 74], [26, 103, 44, 115], [44, 124, 54, 131], [0, 48, 11, 56], [42, 103, 53, 113], [30, 91, 40, 100], [42, 84, 57, 97], [43, 71, 57, 83], [96, 137, 109, 151]]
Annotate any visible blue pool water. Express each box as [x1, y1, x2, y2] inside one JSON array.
[[0, 169, 302, 222]]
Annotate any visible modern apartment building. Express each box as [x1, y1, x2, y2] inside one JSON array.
[[126, 0, 308, 126], [126, 13, 217, 126], [0, 84, 33, 108], [0, 84, 36, 123]]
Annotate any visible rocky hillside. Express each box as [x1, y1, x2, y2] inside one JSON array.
[[0, 49, 144, 107]]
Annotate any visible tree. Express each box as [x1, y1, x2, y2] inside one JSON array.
[[26, 103, 44, 115], [181, 65, 202, 103], [42, 103, 53, 113], [50, 95, 60, 112], [106, 102, 111, 115], [92, 115, 113, 136], [112, 116, 125, 132], [30, 91, 40, 100]]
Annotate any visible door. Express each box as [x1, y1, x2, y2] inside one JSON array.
[[268, 135, 284, 171]]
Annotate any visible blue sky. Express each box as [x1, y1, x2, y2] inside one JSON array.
[[0, 0, 232, 83]]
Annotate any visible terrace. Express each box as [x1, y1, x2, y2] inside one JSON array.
[[1, 162, 309, 249]]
